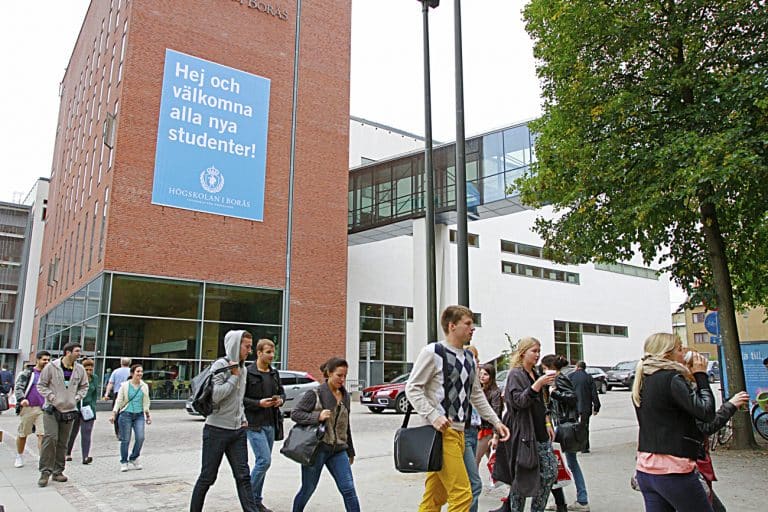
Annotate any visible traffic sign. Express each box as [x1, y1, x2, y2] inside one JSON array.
[[704, 312, 720, 335], [709, 335, 721, 345]]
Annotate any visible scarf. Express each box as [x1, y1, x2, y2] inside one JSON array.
[[640, 355, 694, 383]]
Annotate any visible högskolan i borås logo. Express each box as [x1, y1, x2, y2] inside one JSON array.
[[200, 166, 225, 193]]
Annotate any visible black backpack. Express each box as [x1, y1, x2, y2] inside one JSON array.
[[191, 360, 232, 417]]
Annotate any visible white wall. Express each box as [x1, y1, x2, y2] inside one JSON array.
[[346, 207, 672, 381], [348, 117, 425, 168], [17, 179, 49, 371]]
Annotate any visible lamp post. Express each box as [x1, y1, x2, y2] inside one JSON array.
[[418, 0, 439, 343], [453, 0, 469, 307]]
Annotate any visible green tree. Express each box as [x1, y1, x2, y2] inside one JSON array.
[[521, 0, 768, 448]]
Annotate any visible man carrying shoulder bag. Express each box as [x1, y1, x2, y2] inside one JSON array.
[[36, 342, 89, 487]]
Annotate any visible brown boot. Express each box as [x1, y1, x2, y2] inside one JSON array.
[[38, 473, 50, 487]]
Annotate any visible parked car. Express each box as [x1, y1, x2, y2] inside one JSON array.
[[707, 360, 720, 383], [562, 366, 609, 394], [360, 373, 410, 413], [185, 369, 319, 417], [496, 369, 509, 392], [605, 360, 639, 390]]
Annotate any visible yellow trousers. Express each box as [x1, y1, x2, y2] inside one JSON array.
[[418, 427, 471, 512]]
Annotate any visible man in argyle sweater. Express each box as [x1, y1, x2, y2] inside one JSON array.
[[406, 305, 511, 512]]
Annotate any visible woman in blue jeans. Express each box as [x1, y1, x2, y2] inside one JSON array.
[[290, 357, 360, 512], [110, 364, 151, 472], [541, 354, 590, 512]]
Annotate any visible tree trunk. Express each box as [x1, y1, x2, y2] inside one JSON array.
[[698, 189, 758, 449]]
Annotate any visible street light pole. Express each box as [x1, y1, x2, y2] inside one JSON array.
[[419, 0, 439, 343], [453, 0, 469, 307]]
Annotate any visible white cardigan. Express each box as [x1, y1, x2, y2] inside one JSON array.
[[113, 380, 151, 414]]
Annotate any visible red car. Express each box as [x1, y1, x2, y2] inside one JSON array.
[[360, 373, 410, 413]]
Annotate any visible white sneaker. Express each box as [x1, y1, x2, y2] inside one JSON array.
[[129, 459, 143, 470], [544, 502, 557, 511], [120, 463, 129, 472], [569, 502, 591, 511], [14, 454, 24, 468]]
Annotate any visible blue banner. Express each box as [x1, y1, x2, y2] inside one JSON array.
[[151, 49, 270, 221], [719, 342, 768, 401]]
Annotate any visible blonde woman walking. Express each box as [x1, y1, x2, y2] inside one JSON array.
[[632, 333, 715, 512]]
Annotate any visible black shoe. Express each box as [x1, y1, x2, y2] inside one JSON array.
[[83, 457, 93, 465], [557, 505, 568, 512], [581, 449, 590, 453], [65, 455, 72, 461], [256, 504, 273, 512]]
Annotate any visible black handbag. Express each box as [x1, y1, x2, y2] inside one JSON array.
[[394, 404, 443, 473], [555, 420, 587, 452], [0, 393, 9, 412], [280, 423, 325, 465], [280, 390, 323, 465]]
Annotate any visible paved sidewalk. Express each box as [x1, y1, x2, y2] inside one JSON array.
[[1, 400, 765, 511]]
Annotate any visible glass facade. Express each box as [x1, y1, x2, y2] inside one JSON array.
[[348, 122, 535, 233], [37, 272, 283, 399], [358, 302, 412, 386]]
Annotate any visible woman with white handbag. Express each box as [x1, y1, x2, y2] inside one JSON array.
[[66, 358, 98, 464]]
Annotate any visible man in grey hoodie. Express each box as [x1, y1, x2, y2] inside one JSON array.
[[190, 330, 258, 512]]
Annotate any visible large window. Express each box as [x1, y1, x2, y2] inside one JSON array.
[[37, 273, 284, 398], [111, 275, 200, 318], [554, 320, 629, 363], [359, 303, 409, 385]]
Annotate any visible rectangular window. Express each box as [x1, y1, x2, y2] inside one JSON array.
[[693, 332, 708, 344], [359, 302, 409, 385], [691, 312, 706, 323], [559, 320, 628, 339], [472, 313, 482, 327], [594, 262, 658, 280], [449, 229, 479, 248], [501, 260, 579, 285]]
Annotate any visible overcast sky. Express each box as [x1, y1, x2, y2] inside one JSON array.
[[0, 0, 541, 202]]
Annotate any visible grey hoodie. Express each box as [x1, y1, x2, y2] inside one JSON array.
[[205, 330, 248, 430]]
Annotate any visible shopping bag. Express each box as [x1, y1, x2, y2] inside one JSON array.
[[551, 448, 573, 489]]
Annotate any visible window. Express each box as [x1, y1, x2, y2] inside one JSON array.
[[359, 302, 410, 384], [472, 313, 482, 327], [553, 321, 583, 364], [694, 332, 708, 344], [501, 261, 580, 285], [501, 240, 544, 259], [691, 312, 706, 323], [556, 320, 629, 340], [449, 229, 479, 248], [594, 262, 658, 280]]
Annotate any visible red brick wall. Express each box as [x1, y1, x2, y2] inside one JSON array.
[[34, 0, 351, 376]]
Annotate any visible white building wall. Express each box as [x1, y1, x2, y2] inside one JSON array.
[[346, 207, 672, 381], [17, 179, 49, 371], [348, 117, 425, 168]]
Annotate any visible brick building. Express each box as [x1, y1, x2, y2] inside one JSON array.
[[32, 0, 351, 395]]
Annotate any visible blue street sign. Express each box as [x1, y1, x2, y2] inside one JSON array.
[[704, 311, 720, 335], [709, 335, 721, 345]]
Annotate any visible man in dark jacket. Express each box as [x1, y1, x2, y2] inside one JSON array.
[[243, 339, 284, 512], [569, 361, 600, 453]]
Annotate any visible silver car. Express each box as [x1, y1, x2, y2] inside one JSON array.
[[279, 370, 320, 417], [185, 369, 319, 417]]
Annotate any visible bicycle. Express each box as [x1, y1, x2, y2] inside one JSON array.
[[709, 417, 733, 451], [751, 401, 768, 441]]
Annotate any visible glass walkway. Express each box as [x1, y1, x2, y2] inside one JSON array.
[[348, 121, 535, 245]]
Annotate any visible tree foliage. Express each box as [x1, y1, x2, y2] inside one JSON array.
[[519, 0, 768, 310]]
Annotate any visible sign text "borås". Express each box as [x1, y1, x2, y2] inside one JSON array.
[[228, 0, 289, 21]]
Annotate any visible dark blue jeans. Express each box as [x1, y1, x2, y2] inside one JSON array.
[[118, 412, 145, 463], [292, 444, 360, 512], [635, 470, 713, 512], [190, 425, 257, 512]]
